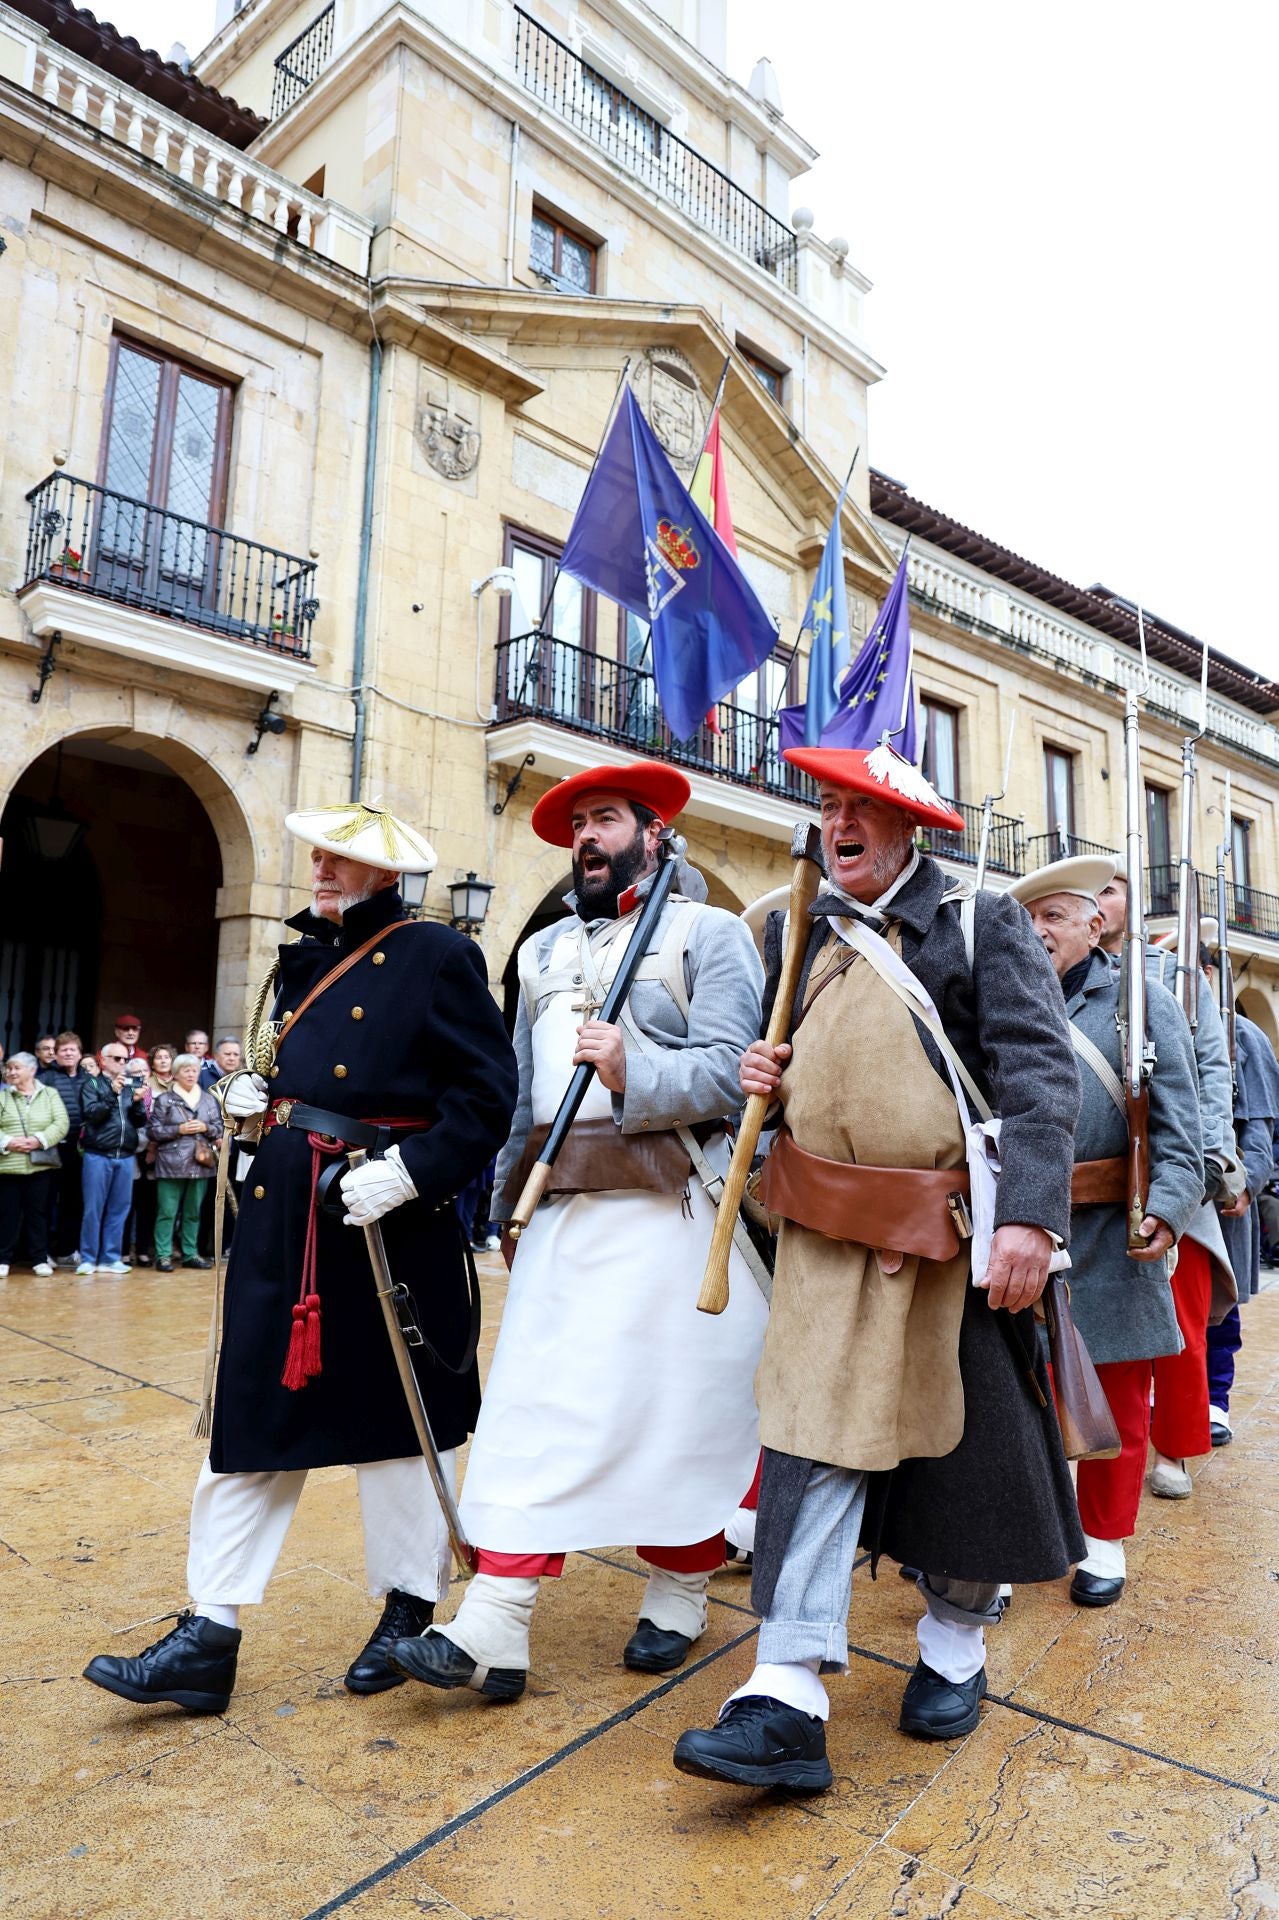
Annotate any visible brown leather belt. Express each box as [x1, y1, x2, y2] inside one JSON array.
[[507, 1117, 723, 1202], [756, 1126, 970, 1263], [1070, 1155, 1127, 1207]]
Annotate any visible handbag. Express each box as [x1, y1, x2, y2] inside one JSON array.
[[193, 1141, 215, 1168], [29, 1144, 61, 1168], [1040, 1275, 1122, 1461]]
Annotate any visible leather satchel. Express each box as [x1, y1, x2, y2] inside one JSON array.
[[756, 1126, 971, 1263], [1040, 1274, 1121, 1460]]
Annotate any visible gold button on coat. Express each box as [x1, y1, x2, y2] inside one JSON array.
[[372, 952, 386, 965], [270, 1066, 280, 1079], [351, 1007, 364, 1020], [253, 1185, 265, 1199], [334, 1064, 348, 1079]]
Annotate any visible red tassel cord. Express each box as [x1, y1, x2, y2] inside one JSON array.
[[280, 1136, 340, 1390]]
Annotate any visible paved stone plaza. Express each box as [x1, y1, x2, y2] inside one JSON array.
[[1, 1260, 1276, 1919]]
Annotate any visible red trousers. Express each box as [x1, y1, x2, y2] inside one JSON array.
[[1075, 1358, 1152, 1541], [477, 1533, 725, 1578], [1151, 1238, 1211, 1458]]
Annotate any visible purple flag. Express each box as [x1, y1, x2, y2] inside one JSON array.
[[558, 390, 779, 742], [780, 551, 916, 758]]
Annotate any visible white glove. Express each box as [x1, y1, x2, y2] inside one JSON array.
[[341, 1146, 418, 1227], [224, 1071, 270, 1119]]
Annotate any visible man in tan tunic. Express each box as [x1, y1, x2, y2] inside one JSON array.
[[675, 744, 1084, 1793]]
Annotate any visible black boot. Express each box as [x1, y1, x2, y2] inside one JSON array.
[[345, 1589, 435, 1694], [83, 1611, 240, 1713], [385, 1629, 526, 1701], [898, 1659, 987, 1738], [673, 1695, 832, 1792], [623, 1619, 694, 1674]]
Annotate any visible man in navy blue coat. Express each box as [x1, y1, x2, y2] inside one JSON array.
[[84, 802, 517, 1713]]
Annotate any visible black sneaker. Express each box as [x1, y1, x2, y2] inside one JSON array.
[[83, 1611, 240, 1713], [898, 1660, 987, 1739], [182, 1257, 214, 1270], [345, 1589, 435, 1694], [673, 1695, 832, 1792]]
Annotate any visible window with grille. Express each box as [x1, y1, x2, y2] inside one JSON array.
[[1043, 745, 1077, 847], [921, 698, 960, 801], [530, 210, 598, 294]]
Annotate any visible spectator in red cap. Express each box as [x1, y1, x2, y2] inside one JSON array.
[[114, 1016, 147, 1063]]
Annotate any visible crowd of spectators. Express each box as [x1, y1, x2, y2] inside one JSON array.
[[0, 1014, 240, 1278]]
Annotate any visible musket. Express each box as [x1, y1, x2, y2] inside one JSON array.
[[1173, 640, 1210, 1029], [1116, 612, 1157, 1253], [974, 715, 1016, 891], [697, 820, 824, 1314], [1214, 773, 1239, 1096], [507, 829, 687, 1235], [347, 1148, 476, 1578]]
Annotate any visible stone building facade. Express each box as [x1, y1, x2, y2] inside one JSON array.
[[1, 0, 1276, 1049]]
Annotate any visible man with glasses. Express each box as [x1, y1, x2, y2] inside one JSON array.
[[78, 1043, 147, 1275], [114, 1015, 147, 1063]]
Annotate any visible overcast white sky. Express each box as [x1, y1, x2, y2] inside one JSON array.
[[101, 0, 1277, 678]]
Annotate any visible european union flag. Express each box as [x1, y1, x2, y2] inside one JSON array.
[[777, 487, 851, 750], [808, 552, 916, 758], [558, 389, 779, 742]]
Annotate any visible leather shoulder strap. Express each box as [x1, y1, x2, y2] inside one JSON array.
[[276, 921, 414, 1051]]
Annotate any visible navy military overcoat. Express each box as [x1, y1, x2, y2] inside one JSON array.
[[210, 886, 518, 1474]]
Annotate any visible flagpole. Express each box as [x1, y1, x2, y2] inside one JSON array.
[[619, 356, 733, 739], [766, 447, 862, 724]]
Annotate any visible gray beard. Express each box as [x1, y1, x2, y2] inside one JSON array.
[[314, 874, 385, 920]]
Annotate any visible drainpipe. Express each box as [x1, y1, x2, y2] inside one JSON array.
[[350, 331, 383, 801]]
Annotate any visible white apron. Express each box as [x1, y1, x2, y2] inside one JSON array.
[[459, 922, 768, 1552]]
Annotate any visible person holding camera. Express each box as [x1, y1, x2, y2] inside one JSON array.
[[147, 1054, 222, 1272], [78, 1042, 148, 1276]]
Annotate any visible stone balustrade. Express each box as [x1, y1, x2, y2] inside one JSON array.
[[900, 544, 1279, 766], [21, 32, 371, 276]]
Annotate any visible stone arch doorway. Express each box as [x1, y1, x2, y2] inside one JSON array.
[[1238, 988, 1278, 1050], [500, 872, 571, 1030], [0, 736, 239, 1056]]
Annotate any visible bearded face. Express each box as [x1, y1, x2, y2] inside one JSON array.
[[570, 798, 658, 919]]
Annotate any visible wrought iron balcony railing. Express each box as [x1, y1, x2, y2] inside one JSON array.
[[514, 9, 799, 294], [495, 632, 814, 800], [1197, 871, 1279, 943], [917, 800, 1024, 876], [23, 472, 319, 659], [1025, 830, 1122, 868], [272, 2, 335, 118]]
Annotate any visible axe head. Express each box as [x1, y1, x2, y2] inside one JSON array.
[[791, 819, 824, 867]]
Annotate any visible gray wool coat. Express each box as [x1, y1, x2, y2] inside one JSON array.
[[1222, 1016, 1279, 1302], [1067, 949, 1203, 1365], [1141, 952, 1239, 1313], [493, 862, 764, 1217], [753, 857, 1086, 1600]]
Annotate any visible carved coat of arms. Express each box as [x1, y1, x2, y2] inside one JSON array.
[[419, 406, 481, 480], [632, 348, 704, 472]]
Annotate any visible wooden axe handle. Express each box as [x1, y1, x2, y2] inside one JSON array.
[[696, 848, 822, 1314]]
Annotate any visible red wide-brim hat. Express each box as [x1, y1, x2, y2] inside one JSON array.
[[531, 761, 693, 848], [783, 744, 966, 832]]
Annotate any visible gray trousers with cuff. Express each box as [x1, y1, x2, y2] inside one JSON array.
[[756, 1462, 1002, 1671]]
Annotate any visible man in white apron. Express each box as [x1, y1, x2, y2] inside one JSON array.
[[387, 761, 769, 1702], [674, 744, 1085, 1793]]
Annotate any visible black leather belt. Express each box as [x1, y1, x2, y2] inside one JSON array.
[[266, 1100, 427, 1151]]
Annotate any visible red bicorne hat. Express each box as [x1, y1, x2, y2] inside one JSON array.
[[782, 743, 965, 832]]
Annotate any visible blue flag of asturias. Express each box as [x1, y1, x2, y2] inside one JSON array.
[[777, 487, 852, 750], [803, 551, 916, 758], [558, 389, 778, 742]]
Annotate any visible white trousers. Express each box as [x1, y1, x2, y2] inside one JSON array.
[[186, 1453, 456, 1606]]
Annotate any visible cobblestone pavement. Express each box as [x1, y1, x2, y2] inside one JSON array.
[[1, 1257, 1276, 1920]]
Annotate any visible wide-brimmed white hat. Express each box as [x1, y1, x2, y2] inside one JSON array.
[[1008, 854, 1117, 911], [1155, 915, 1221, 951], [285, 801, 437, 874]]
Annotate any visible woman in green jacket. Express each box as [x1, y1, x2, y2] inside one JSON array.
[[0, 1053, 70, 1277]]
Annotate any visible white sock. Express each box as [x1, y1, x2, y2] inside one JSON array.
[[1208, 1404, 1232, 1431], [640, 1566, 709, 1641], [444, 1574, 539, 1669], [725, 1659, 828, 1722], [917, 1610, 986, 1684], [195, 1603, 240, 1629], [1078, 1534, 1126, 1580], [724, 1506, 756, 1555]]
